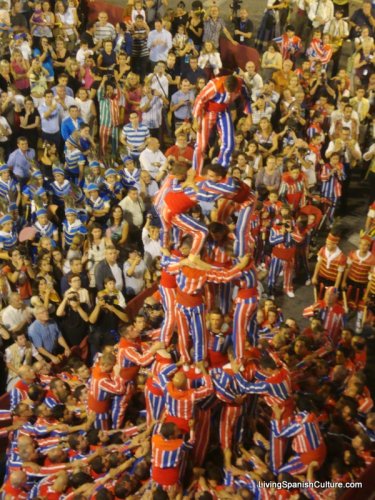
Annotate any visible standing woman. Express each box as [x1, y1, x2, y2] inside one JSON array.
[[255, 0, 289, 51], [97, 40, 117, 77], [55, 0, 77, 52], [42, 1, 55, 40], [52, 37, 71, 79], [186, 6, 203, 50], [106, 205, 129, 249], [17, 97, 41, 152], [10, 49, 30, 96], [261, 42, 282, 81], [39, 141, 58, 181], [198, 41, 222, 78], [0, 60, 14, 93], [122, 72, 142, 123], [84, 223, 111, 290], [65, 58, 82, 95], [254, 117, 279, 159], [33, 37, 55, 83], [114, 51, 131, 87]]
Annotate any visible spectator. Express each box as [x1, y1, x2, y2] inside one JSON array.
[[147, 19, 172, 66], [28, 306, 71, 364]]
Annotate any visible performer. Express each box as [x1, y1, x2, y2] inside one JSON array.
[[159, 238, 191, 346], [87, 352, 125, 430], [278, 165, 306, 212], [320, 152, 346, 226], [164, 255, 249, 363], [234, 355, 294, 474], [232, 256, 259, 360], [271, 397, 326, 476], [312, 233, 347, 298], [211, 363, 246, 468], [273, 25, 302, 61], [151, 422, 195, 492], [159, 364, 213, 434], [112, 325, 164, 428], [342, 234, 375, 309], [268, 215, 304, 299], [303, 287, 345, 344], [159, 163, 208, 258], [192, 75, 251, 175]]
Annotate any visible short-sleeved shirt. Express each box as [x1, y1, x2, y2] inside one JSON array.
[[28, 320, 61, 353], [203, 17, 226, 48]]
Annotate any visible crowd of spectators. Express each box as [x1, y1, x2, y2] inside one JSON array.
[[0, 0, 374, 498]]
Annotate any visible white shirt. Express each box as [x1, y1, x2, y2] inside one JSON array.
[[142, 228, 161, 265], [139, 148, 166, 179], [123, 260, 146, 295], [243, 72, 264, 101], [109, 263, 124, 292], [308, 0, 334, 28], [5, 342, 39, 365], [1, 305, 31, 332], [149, 74, 169, 100], [57, 96, 77, 120], [119, 196, 145, 228], [0, 116, 11, 143], [326, 140, 362, 163]]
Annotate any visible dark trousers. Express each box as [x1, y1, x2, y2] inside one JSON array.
[[131, 56, 149, 83]]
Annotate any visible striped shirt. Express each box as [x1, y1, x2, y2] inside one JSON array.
[[65, 148, 86, 175], [166, 263, 241, 296], [152, 434, 192, 469], [121, 123, 150, 156], [347, 250, 375, 284], [317, 246, 347, 282], [0, 178, 19, 201], [271, 411, 324, 453], [93, 22, 116, 42], [141, 95, 163, 129], [49, 180, 71, 203], [131, 27, 149, 58], [62, 219, 87, 247], [97, 86, 121, 128], [321, 163, 345, 199]]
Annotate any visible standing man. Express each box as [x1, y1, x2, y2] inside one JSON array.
[[93, 12, 116, 46], [147, 19, 172, 67], [232, 8, 254, 47], [28, 306, 71, 365], [170, 78, 195, 130], [121, 112, 150, 161], [203, 5, 238, 49], [7, 137, 35, 186], [312, 233, 347, 298], [192, 75, 251, 175], [97, 76, 122, 157], [130, 15, 150, 82]]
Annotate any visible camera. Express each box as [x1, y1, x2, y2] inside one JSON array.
[[101, 295, 116, 305], [68, 293, 79, 302], [230, 0, 243, 14]]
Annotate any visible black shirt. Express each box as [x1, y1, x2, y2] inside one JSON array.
[[233, 17, 254, 46], [181, 66, 207, 85], [10, 13, 28, 31], [80, 31, 95, 49], [57, 303, 90, 347]]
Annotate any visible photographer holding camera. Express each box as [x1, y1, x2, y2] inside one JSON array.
[[55, 290, 90, 348], [88, 285, 129, 361]]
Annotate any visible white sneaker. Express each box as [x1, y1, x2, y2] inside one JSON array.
[[286, 291, 295, 298], [305, 279, 311, 286]]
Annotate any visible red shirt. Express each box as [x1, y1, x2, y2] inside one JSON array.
[[165, 144, 194, 163]]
